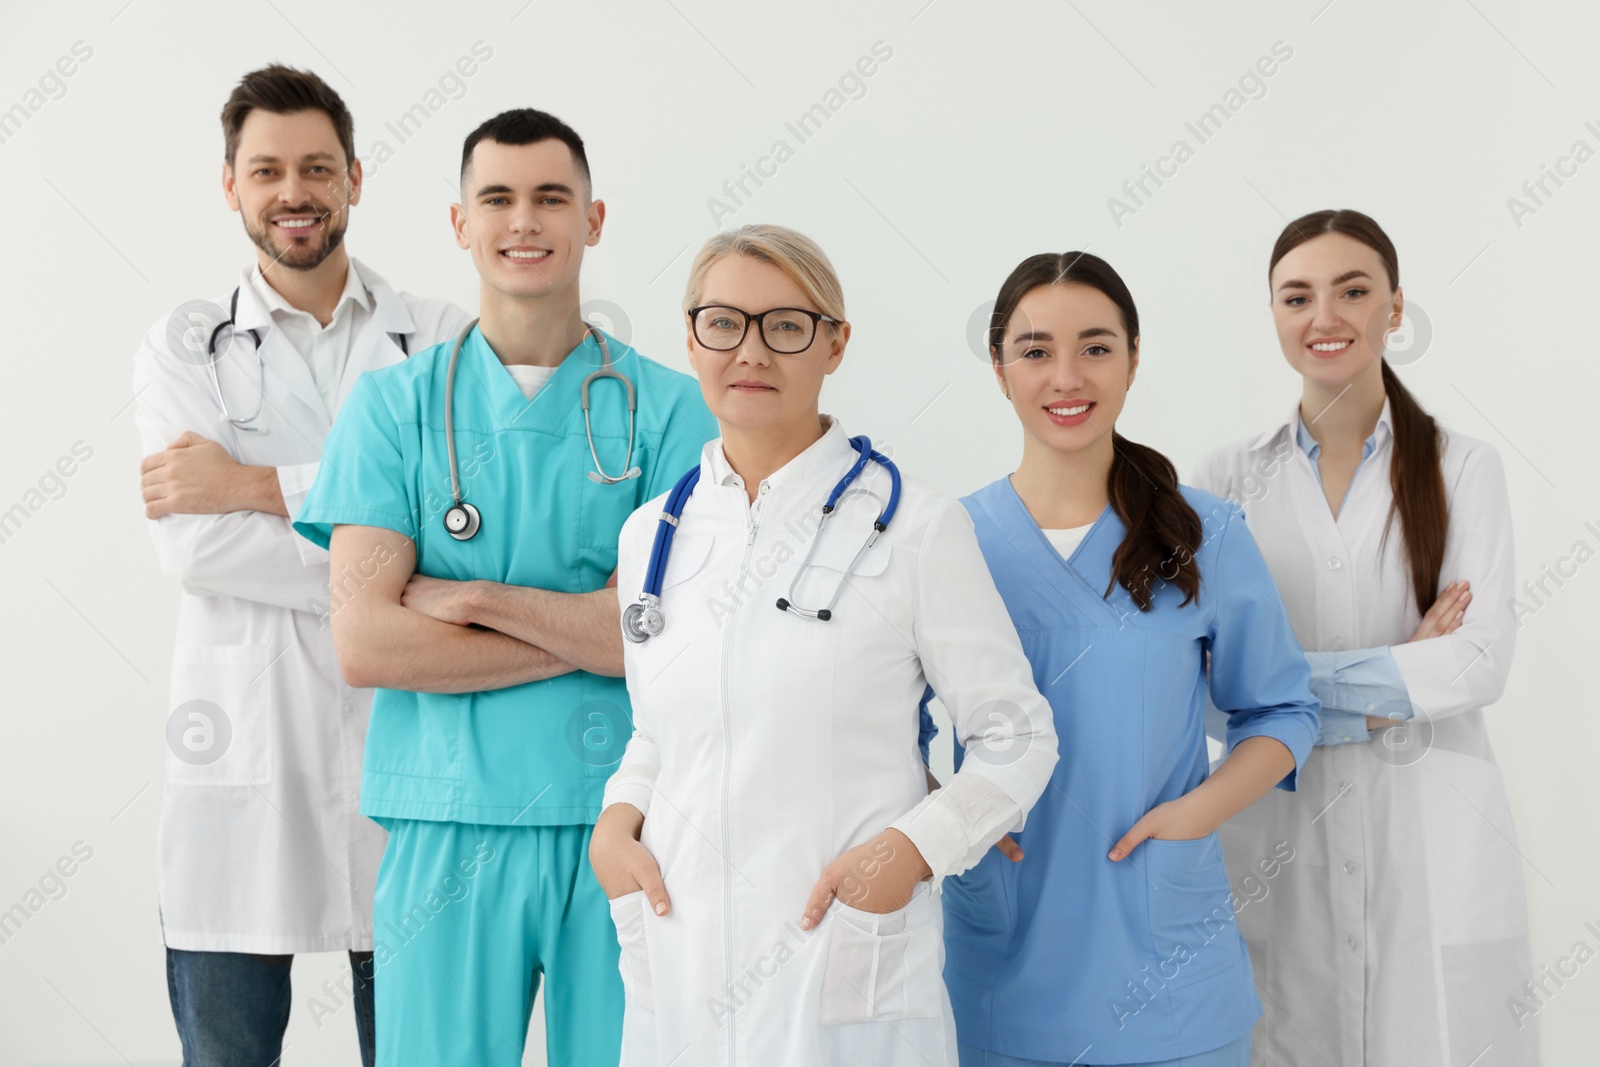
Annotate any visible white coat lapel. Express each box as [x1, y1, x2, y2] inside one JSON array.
[[334, 260, 416, 414], [229, 271, 332, 437]]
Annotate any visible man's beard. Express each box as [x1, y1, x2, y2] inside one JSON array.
[[246, 209, 348, 272]]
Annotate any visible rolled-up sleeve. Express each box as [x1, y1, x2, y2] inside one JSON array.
[[1206, 504, 1320, 790], [1307, 648, 1410, 745]]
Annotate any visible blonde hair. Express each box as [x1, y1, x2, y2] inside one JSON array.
[[681, 224, 847, 323]]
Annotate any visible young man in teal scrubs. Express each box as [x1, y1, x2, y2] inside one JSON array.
[[292, 109, 716, 1067]]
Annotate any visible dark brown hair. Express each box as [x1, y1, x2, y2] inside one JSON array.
[[221, 64, 355, 167], [1269, 209, 1447, 616], [991, 252, 1202, 611]]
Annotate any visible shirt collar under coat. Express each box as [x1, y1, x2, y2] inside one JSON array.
[[702, 414, 859, 492], [250, 254, 371, 324], [230, 256, 417, 340], [1244, 395, 1395, 459]]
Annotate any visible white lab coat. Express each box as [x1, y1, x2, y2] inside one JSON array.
[[605, 418, 1058, 1067], [1192, 402, 1539, 1066], [133, 260, 469, 953]]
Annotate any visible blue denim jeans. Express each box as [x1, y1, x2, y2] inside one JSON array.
[[166, 947, 375, 1067]]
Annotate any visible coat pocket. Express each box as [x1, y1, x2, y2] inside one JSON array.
[[819, 887, 943, 1025], [1141, 831, 1244, 989], [166, 644, 275, 786], [608, 890, 656, 1013]]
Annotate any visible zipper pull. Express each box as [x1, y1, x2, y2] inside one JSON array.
[[747, 482, 769, 544]]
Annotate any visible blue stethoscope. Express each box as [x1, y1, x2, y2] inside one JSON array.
[[621, 434, 901, 642], [442, 318, 639, 541]]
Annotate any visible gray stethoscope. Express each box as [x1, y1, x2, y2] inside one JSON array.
[[442, 318, 639, 541], [204, 286, 410, 434], [621, 434, 902, 641]]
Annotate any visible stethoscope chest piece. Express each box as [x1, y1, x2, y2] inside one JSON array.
[[621, 596, 664, 644], [438, 318, 638, 544], [444, 502, 481, 541], [623, 435, 900, 642]]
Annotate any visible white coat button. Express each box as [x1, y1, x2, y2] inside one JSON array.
[[1328, 556, 1342, 570], [1331, 636, 1345, 651], [1348, 935, 1360, 950], [1344, 861, 1356, 874]]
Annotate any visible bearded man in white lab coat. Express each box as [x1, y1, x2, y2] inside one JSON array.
[[133, 65, 469, 1067]]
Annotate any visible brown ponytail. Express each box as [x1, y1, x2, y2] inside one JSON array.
[[1106, 432, 1204, 611], [1379, 361, 1448, 616], [1269, 211, 1448, 615], [991, 252, 1202, 611]]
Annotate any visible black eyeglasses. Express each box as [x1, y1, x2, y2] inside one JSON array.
[[687, 305, 841, 354]]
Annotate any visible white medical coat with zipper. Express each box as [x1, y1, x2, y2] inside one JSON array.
[[133, 260, 469, 952], [604, 418, 1059, 1066]]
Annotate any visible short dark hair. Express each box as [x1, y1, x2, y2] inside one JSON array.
[[460, 108, 589, 189], [221, 64, 355, 167]]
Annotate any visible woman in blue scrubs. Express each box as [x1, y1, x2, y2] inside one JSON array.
[[925, 252, 1320, 1066]]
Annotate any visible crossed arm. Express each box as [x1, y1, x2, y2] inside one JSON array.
[[327, 525, 580, 692], [139, 431, 623, 690], [327, 526, 624, 690]]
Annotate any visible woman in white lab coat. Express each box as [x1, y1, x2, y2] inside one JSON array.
[[589, 224, 1059, 1067], [1191, 209, 1538, 1065]]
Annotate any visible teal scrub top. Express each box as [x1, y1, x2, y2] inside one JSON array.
[[294, 326, 717, 826]]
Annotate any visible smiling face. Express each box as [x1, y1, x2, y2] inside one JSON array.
[[1269, 231, 1403, 389], [224, 108, 359, 272], [451, 138, 603, 301], [993, 283, 1138, 456], [685, 254, 848, 435]]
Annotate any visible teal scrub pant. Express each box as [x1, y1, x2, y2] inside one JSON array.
[[958, 1034, 1249, 1067], [371, 819, 622, 1067]]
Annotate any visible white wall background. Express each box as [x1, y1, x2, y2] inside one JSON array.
[[1, 0, 1595, 1063]]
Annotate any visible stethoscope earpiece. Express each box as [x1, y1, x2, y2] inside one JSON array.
[[587, 467, 641, 484]]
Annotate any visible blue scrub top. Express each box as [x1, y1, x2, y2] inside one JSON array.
[[922, 478, 1319, 1064], [294, 326, 717, 826]]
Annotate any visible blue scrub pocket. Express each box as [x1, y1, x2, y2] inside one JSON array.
[[1140, 831, 1244, 989]]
